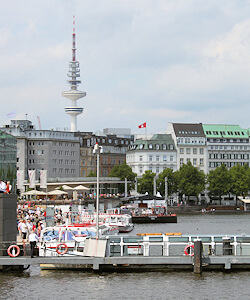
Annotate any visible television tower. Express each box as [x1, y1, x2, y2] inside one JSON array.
[[62, 16, 86, 132]]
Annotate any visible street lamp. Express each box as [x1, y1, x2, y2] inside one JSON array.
[[93, 143, 103, 238]]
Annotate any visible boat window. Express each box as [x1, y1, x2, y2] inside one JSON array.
[[109, 238, 121, 243], [123, 238, 143, 243], [149, 237, 163, 242], [169, 237, 189, 242]]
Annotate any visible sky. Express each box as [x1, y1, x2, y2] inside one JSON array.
[[0, 0, 250, 135]]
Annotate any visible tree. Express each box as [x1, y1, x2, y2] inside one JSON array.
[[87, 171, 96, 177], [108, 162, 137, 193], [230, 164, 249, 204], [157, 168, 178, 197], [177, 162, 206, 204], [207, 164, 231, 205], [137, 170, 156, 195]]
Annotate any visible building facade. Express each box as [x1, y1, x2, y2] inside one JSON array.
[[203, 124, 249, 172], [0, 120, 80, 180], [167, 123, 208, 173], [126, 134, 177, 176], [75, 130, 134, 177]]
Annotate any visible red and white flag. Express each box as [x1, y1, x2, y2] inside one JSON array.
[[138, 122, 146, 129]]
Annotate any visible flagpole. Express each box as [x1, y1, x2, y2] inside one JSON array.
[[145, 121, 147, 140]]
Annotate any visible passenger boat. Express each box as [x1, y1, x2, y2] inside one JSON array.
[[38, 222, 118, 258], [104, 214, 134, 233]]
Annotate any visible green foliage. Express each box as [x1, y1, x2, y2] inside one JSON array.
[[87, 171, 96, 177], [138, 170, 156, 195], [157, 168, 178, 197], [108, 161, 136, 193], [207, 164, 232, 200], [229, 164, 249, 197], [177, 162, 205, 202]]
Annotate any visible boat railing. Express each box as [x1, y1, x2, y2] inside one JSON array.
[[108, 235, 250, 257]]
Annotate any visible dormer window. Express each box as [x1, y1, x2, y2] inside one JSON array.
[[149, 144, 153, 149]]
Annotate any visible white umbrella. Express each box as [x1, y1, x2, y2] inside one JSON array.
[[74, 185, 90, 191], [22, 190, 47, 196], [56, 185, 73, 191], [47, 190, 68, 195]]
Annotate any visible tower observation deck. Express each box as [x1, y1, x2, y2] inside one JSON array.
[[62, 16, 86, 132]]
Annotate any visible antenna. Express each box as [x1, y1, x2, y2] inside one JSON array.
[[37, 116, 42, 130]]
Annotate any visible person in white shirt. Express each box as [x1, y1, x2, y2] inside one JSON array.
[[21, 220, 28, 241], [0, 180, 6, 193], [28, 230, 39, 258]]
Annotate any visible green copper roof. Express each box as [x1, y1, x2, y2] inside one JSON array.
[[131, 134, 175, 151], [202, 124, 249, 138]]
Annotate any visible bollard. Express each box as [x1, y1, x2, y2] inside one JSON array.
[[193, 239, 202, 274], [222, 237, 233, 255]]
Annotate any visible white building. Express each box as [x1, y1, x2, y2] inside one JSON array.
[[166, 123, 208, 173], [126, 134, 177, 176]]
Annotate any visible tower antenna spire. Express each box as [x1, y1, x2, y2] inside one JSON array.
[[62, 16, 86, 132]]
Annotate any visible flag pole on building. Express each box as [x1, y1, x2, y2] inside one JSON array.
[[138, 122, 147, 140]]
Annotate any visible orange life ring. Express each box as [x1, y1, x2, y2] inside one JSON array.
[[56, 243, 68, 255], [7, 245, 20, 257], [184, 244, 194, 256]]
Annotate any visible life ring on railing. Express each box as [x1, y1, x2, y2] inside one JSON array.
[[7, 245, 20, 257], [184, 244, 194, 256], [56, 243, 68, 255]]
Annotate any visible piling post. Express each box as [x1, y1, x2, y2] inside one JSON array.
[[193, 239, 202, 274]]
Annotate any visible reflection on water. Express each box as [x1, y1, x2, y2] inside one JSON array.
[[0, 214, 250, 300]]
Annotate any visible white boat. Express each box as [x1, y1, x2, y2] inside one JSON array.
[[38, 222, 118, 257], [104, 214, 134, 233]]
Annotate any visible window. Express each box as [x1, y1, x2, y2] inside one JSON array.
[[200, 158, 204, 166], [53, 168, 57, 173], [170, 156, 173, 162], [65, 169, 69, 174], [200, 148, 204, 154], [140, 167, 143, 173], [156, 167, 159, 173], [193, 148, 197, 154], [156, 156, 159, 162], [65, 159, 69, 165], [180, 148, 184, 154], [149, 144, 153, 149], [186, 148, 190, 154], [139, 156, 142, 162], [71, 160, 75, 165], [149, 155, 153, 162], [53, 150, 57, 155], [193, 158, 197, 166], [187, 158, 190, 163], [163, 155, 167, 162], [180, 158, 184, 166]]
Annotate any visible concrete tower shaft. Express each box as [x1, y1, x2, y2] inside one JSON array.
[[62, 16, 86, 132]]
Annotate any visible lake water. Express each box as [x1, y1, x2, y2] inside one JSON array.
[[1, 213, 250, 300]]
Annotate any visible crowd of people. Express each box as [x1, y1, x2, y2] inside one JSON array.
[[17, 204, 45, 257]]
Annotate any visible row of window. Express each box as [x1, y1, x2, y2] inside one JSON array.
[[139, 166, 174, 173], [29, 142, 44, 146], [180, 148, 204, 155], [52, 159, 75, 165], [177, 138, 205, 145], [52, 168, 76, 174], [29, 150, 44, 155], [52, 150, 75, 156], [210, 145, 248, 150], [29, 159, 44, 164], [208, 138, 248, 143], [209, 154, 249, 160], [52, 142, 75, 147], [209, 162, 248, 168], [206, 131, 245, 136], [145, 155, 174, 162], [180, 158, 204, 166]]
